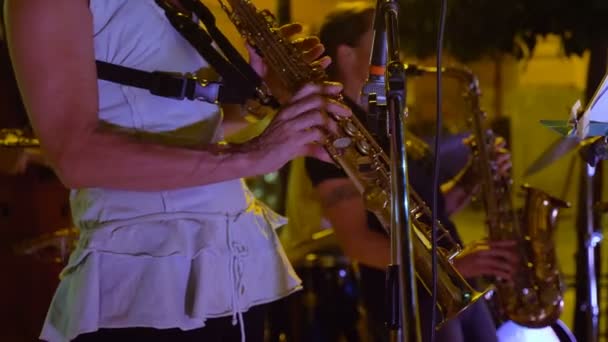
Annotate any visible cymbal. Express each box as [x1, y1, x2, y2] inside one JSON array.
[[524, 138, 579, 176], [0, 129, 40, 147], [524, 136, 604, 177]]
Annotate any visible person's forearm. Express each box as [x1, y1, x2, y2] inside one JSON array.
[[52, 129, 255, 191], [338, 229, 390, 270], [318, 179, 392, 270], [441, 158, 479, 215], [443, 186, 474, 216]]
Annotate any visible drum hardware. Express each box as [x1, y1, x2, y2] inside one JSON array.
[[572, 161, 603, 342], [271, 252, 361, 342], [0, 128, 40, 147], [14, 227, 79, 264]]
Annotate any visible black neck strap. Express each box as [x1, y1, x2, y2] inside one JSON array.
[[96, 0, 278, 107], [175, 0, 261, 89]]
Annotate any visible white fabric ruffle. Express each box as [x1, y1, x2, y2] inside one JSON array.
[[40, 207, 301, 342]]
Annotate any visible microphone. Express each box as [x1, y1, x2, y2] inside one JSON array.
[[361, 0, 387, 106], [361, 0, 388, 147]]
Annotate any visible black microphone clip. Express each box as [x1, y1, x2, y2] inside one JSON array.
[[580, 136, 608, 167], [362, 0, 388, 106], [362, 0, 389, 145]]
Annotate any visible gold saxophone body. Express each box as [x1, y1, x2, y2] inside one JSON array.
[[417, 65, 569, 328], [218, 0, 488, 325]]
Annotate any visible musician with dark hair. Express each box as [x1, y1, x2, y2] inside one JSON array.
[[4, 0, 353, 341], [297, 2, 518, 341]]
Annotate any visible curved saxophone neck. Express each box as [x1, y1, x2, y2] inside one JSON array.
[[403, 63, 480, 95]]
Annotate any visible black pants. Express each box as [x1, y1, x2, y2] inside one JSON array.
[[72, 304, 267, 342]]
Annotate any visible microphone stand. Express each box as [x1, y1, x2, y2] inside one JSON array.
[[574, 137, 605, 342], [366, 1, 421, 341], [574, 160, 602, 342]]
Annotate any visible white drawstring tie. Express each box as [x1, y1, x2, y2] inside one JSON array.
[[227, 215, 248, 342]]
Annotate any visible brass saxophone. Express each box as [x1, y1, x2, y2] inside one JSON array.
[[218, 0, 488, 324], [414, 65, 569, 328]]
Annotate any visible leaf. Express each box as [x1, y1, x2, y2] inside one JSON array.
[[398, 0, 608, 61]]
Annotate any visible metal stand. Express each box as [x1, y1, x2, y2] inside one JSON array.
[[573, 157, 603, 342], [574, 37, 607, 342], [574, 131, 608, 342], [367, 1, 421, 341]]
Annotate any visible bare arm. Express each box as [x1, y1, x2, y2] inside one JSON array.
[[317, 178, 390, 270], [441, 139, 512, 216], [317, 178, 519, 281], [5, 0, 347, 191], [440, 157, 478, 216], [441, 181, 475, 216]]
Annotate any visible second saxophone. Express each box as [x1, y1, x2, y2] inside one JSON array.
[[460, 67, 570, 328]]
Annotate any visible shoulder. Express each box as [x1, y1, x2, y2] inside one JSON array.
[[5, 0, 90, 17], [88, 0, 162, 32], [4, 0, 92, 39]]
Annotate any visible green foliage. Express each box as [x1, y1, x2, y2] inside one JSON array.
[[399, 0, 608, 62]]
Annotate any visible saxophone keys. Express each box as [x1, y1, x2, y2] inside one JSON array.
[[355, 156, 380, 177], [357, 162, 373, 174], [356, 139, 371, 155], [260, 9, 276, 24], [410, 204, 424, 216], [332, 137, 352, 149], [362, 186, 389, 211], [343, 121, 359, 136], [311, 67, 325, 78], [519, 287, 537, 305]]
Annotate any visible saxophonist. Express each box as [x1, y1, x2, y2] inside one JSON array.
[[290, 3, 519, 341], [5, 0, 352, 340]]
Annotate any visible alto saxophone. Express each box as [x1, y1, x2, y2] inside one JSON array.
[[218, 0, 487, 325], [413, 65, 569, 328]]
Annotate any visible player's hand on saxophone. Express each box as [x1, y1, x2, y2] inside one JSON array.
[[246, 82, 351, 174], [247, 23, 330, 104], [491, 136, 512, 178], [462, 134, 512, 186], [452, 239, 519, 284]]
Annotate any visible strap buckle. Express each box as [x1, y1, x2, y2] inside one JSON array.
[[150, 71, 221, 103]]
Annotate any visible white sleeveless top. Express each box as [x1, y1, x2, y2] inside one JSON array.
[[40, 1, 300, 341]]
